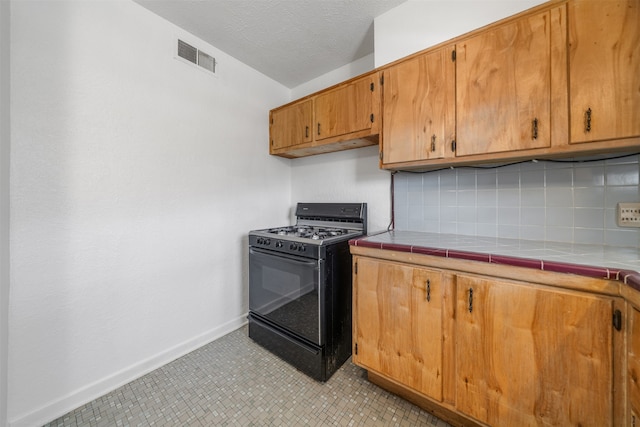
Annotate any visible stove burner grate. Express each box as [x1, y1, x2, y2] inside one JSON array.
[[267, 226, 349, 240]]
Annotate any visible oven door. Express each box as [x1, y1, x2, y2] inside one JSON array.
[[249, 246, 324, 345]]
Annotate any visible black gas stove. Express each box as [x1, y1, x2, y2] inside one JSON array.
[[249, 202, 367, 258], [248, 202, 367, 381]]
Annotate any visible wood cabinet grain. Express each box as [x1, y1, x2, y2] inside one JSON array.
[[353, 257, 446, 401], [269, 99, 313, 152], [351, 245, 629, 427], [269, 71, 380, 158], [381, 46, 455, 164], [315, 73, 379, 141], [629, 307, 640, 426], [269, 0, 639, 164], [568, 0, 640, 144], [455, 9, 552, 157], [456, 274, 615, 426], [377, 0, 638, 170]]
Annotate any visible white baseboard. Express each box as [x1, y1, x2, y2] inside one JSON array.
[[9, 315, 248, 427]]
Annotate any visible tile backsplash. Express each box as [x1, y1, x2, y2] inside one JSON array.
[[393, 155, 640, 248]]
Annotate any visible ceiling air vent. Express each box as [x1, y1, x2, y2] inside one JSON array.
[[177, 39, 217, 75], [178, 40, 197, 64], [197, 50, 216, 74]]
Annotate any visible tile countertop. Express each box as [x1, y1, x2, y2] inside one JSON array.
[[350, 231, 640, 292]]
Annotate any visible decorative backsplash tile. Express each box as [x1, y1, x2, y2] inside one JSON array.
[[393, 155, 640, 248]]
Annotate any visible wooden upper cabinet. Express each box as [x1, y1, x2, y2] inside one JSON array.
[[269, 99, 313, 152], [314, 72, 380, 141], [456, 274, 616, 426], [353, 256, 445, 401], [455, 9, 554, 157], [568, 0, 640, 143], [382, 46, 456, 165]]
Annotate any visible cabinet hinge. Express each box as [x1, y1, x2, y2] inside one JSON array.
[[370, 82, 374, 92], [370, 113, 375, 123], [613, 309, 622, 331], [379, 151, 383, 161], [380, 75, 384, 85], [452, 50, 456, 62], [355, 343, 358, 355], [354, 262, 358, 274]]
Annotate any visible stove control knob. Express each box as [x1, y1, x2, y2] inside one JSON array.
[[257, 238, 264, 245], [298, 244, 306, 252], [289, 243, 298, 251], [275, 240, 283, 248], [264, 239, 271, 245]]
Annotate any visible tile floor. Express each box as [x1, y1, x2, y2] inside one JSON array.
[[44, 326, 453, 427]]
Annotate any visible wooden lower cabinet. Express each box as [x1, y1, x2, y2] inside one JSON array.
[[629, 307, 640, 426], [352, 256, 448, 401], [352, 251, 626, 427], [456, 274, 616, 426]]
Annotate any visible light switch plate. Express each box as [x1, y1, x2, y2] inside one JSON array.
[[617, 202, 640, 228]]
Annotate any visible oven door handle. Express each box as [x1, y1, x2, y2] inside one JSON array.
[[249, 247, 319, 265]]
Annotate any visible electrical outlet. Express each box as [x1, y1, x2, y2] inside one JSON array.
[[617, 202, 640, 228]]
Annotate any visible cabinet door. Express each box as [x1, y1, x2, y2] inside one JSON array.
[[382, 46, 455, 164], [629, 307, 640, 426], [269, 99, 313, 151], [456, 10, 552, 157], [315, 73, 379, 141], [569, 0, 640, 143], [456, 274, 614, 426], [353, 257, 444, 401]]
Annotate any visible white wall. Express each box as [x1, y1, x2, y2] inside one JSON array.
[[1, 1, 10, 426], [290, 146, 392, 233], [8, 1, 290, 426], [291, 53, 374, 99], [375, 0, 547, 67]]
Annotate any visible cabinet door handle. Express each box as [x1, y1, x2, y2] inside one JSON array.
[[613, 309, 622, 331], [468, 288, 473, 313], [585, 108, 592, 133], [426, 279, 431, 302], [532, 118, 539, 140], [317, 123, 321, 135], [431, 135, 436, 152], [305, 126, 309, 138]]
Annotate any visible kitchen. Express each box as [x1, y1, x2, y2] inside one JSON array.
[[1, 0, 639, 426]]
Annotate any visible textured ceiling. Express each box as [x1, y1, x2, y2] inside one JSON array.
[[133, 0, 407, 88]]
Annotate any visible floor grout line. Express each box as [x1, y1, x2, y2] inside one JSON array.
[[44, 326, 452, 427]]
